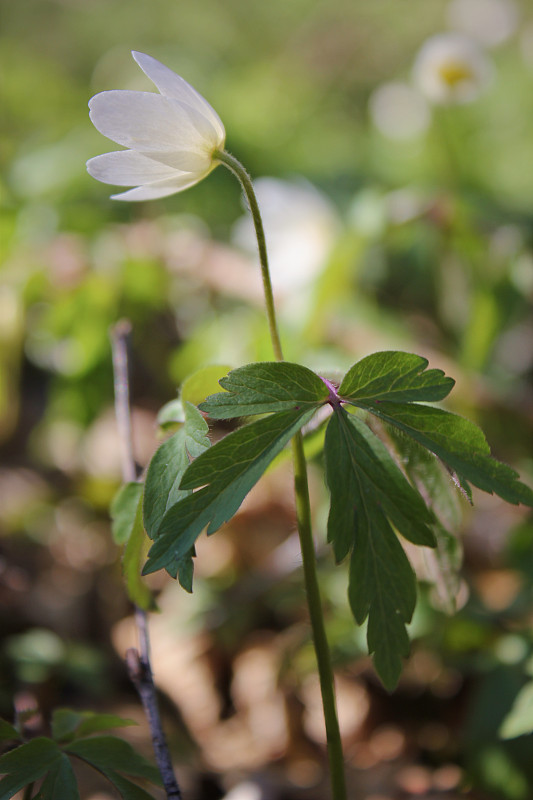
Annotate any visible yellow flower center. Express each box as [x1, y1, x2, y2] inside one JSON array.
[[438, 61, 474, 88]]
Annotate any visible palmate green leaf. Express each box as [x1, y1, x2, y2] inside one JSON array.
[[143, 407, 316, 577], [199, 361, 329, 419], [66, 736, 161, 788], [51, 708, 137, 743], [350, 402, 533, 507], [339, 351, 455, 404], [0, 738, 61, 800], [0, 720, 19, 744], [33, 754, 80, 800], [325, 410, 436, 561], [325, 409, 431, 689]]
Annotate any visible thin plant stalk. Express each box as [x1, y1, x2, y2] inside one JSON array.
[[110, 321, 182, 800], [216, 149, 347, 800]]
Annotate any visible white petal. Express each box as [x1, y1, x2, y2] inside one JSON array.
[[131, 51, 225, 141], [86, 150, 178, 186], [89, 90, 218, 170], [110, 174, 203, 201]]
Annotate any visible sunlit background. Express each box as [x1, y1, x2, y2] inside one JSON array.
[[2, 0, 533, 797]]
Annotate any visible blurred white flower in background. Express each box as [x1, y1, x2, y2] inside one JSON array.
[[413, 33, 492, 104], [87, 51, 225, 201], [369, 81, 431, 140], [447, 0, 519, 48], [232, 178, 340, 294]]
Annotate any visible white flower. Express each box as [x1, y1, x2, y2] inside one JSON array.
[[447, 0, 518, 49], [87, 51, 225, 201], [413, 33, 492, 105], [369, 81, 430, 140], [232, 178, 340, 293]]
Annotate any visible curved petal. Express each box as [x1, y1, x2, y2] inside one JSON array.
[[131, 51, 225, 141], [88, 90, 217, 170], [86, 150, 179, 186], [139, 147, 211, 173], [110, 174, 204, 201]]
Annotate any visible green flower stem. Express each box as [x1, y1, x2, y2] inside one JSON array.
[[217, 150, 347, 800], [291, 431, 347, 800], [214, 150, 284, 362]]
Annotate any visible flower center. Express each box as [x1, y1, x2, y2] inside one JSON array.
[[438, 61, 474, 88]]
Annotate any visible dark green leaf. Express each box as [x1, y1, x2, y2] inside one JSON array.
[[111, 483, 144, 545], [325, 409, 423, 689], [0, 738, 61, 800], [66, 736, 161, 784], [142, 402, 210, 590], [0, 720, 19, 744], [143, 403, 210, 539], [339, 351, 455, 404], [33, 754, 80, 800], [98, 771, 159, 800], [143, 408, 315, 576], [352, 402, 533, 507], [52, 709, 137, 743], [325, 410, 436, 561], [199, 361, 329, 419]]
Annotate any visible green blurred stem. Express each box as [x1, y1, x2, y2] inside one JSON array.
[[23, 783, 33, 800], [217, 150, 347, 800]]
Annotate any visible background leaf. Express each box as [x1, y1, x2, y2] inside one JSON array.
[[500, 681, 533, 740], [110, 483, 155, 609], [181, 364, 233, 406], [110, 483, 144, 545], [199, 361, 329, 419]]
